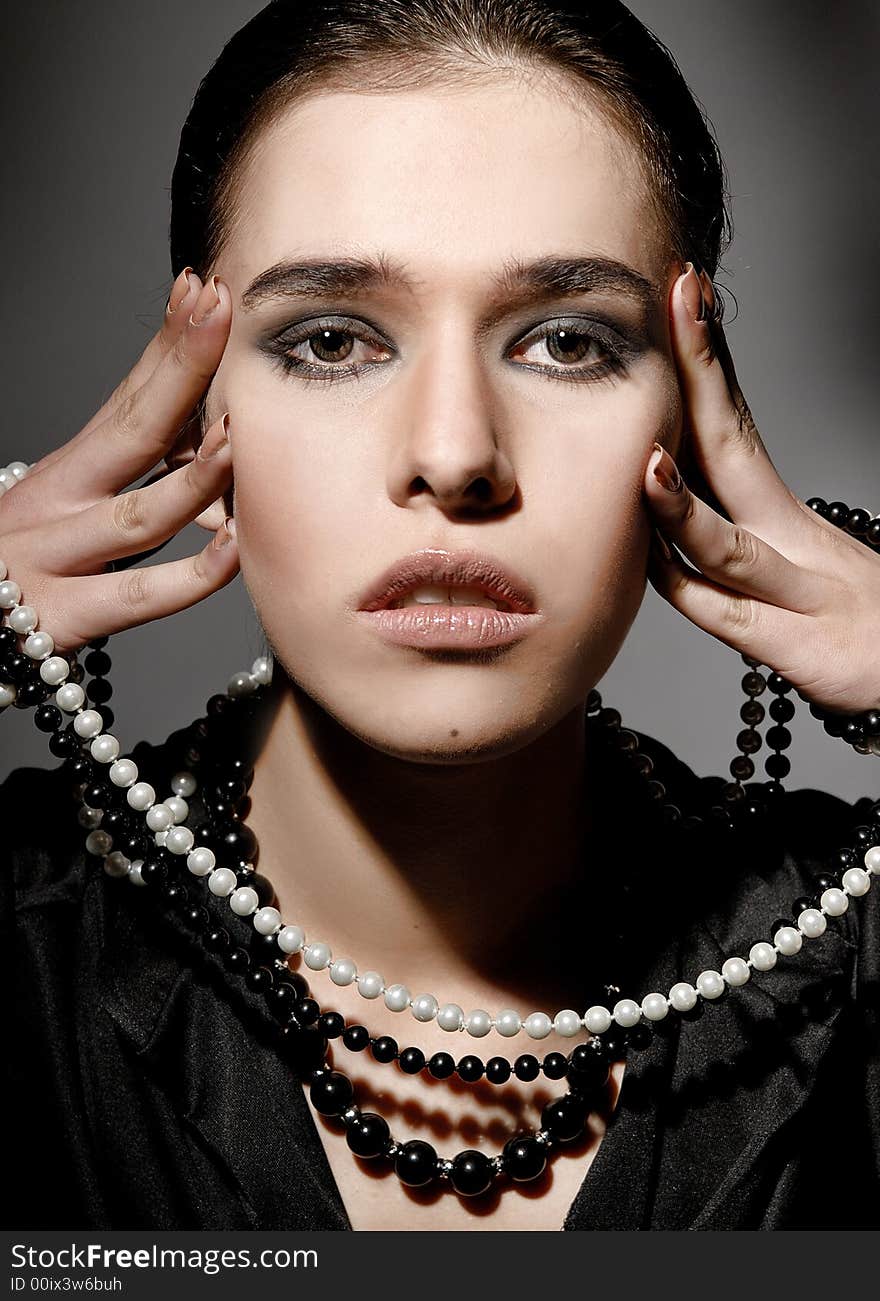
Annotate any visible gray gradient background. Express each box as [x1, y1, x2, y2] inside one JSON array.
[[2, 1, 878, 800]]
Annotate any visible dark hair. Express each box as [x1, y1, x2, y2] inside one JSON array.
[[170, 0, 731, 293]]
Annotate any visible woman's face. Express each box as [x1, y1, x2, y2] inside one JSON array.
[[209, 70, 684, 762]]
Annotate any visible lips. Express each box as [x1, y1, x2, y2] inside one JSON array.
[[356, 548, 538, 614]]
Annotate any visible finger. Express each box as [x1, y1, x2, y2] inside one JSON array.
[[38, 413, 234, 573], [644, 442, 823, 614], [670, 263, 804, 536], [56, 518, 240, 652], [646, 527, 809, 669], [57, 275, 231, 504], [31, 269, 203, 479]]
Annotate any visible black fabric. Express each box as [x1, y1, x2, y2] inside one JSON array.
[[2, 722, 880, 1231]]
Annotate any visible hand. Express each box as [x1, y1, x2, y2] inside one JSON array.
[[643, 262, 880, 716], [0, 268, 239, 655]]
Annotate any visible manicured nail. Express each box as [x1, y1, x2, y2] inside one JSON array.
[[197, 413, 230, 461], [653, 527, 674, 562], [190, 274, 221, 326], [214, 516, 235, 548], [681, 261, 706, 323], [651, 441, 682, 493], [165, 267, 194, 316]]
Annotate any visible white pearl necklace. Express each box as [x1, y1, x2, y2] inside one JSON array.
[[2, 456, 879, 1043]]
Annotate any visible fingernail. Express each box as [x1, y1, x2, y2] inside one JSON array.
[[651, 441, 682, 493], [165, 266, 194, 316], [214, 516, 235, 548], [681, 261, 706, 323], [190, 274, 221, 326], [197, 413, 230, 461], [652, 527, 674, 562]]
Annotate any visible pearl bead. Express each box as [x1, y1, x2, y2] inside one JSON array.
[[90, 734, 120, 764], [187, 847, 216, 877], [277, 925, 305, 954], [669, 982, 697, 1012], [773, 926, 802, 956], [165, 825, 195, 855], [842, 866, 871, 896], [229, 886, 259, 916], [749, 942, 777, 971], [74, 710, 104, 739], [721, 957, 751, 986], [103, 851, 131, 878], [797, 907, 827, 938], [613, 998, 642, 1026], [0, 579, 22, 607], [0, 684, 15, 708], [127, 782, 157, 812], [383, 983, 410, 1012], [56, 683, 85, 712], [411, 994, 439, 1023], [24, 630, 53, 659], [77, 807, 102, 830], [207, 867, 237, 897], [465, 1009, 492, 1037], [251, 656, 273, 685], [553, 1009, 583, 1036], [109, 758, 138, 787], [39, 656, 70, 686], [128, 862, 147, 887], [641, 992, 669, 1020], [696, 970, 725, 999], [304, 941, 332, 970], [864, 846, 880, 875], [253, 906, 282, 935], [146, 804, 175, 832], [820, 887, 849, 916], [85, 830, 113, 856], [227, 670, 257, 698], [495, 1009, 522, 1037], [170, 771, 198, 797], [165, 796, 189, 823], [357, 971, 384, 999], [584, 1004, 612, 1034], [8, 603, 37, 633], [330, 958, 357, 986], [437, 1003, 464, 1032], [523, 1012, 552, 1040]]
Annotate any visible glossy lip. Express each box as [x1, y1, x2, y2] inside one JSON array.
[[355, 547, 539, 615], [354, 604, 542, 650]]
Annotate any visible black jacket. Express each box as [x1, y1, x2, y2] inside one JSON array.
[[3, 727, 879, 1230]]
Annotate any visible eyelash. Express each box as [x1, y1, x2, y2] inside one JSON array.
[[264, 315, 631, 387]]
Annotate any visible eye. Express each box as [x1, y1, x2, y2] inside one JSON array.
[[508, 318, 627, 384], [266, 317, 394, 384]]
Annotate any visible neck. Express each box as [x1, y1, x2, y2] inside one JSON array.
[[244, 676, 617, 1012]]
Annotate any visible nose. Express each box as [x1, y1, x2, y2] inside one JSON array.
[[386, 334, 518, 516]]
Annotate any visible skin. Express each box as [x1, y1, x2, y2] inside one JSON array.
[[6, 65, 877, 1231]]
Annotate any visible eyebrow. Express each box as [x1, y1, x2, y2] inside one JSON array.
[[240, 252, 661, 326]]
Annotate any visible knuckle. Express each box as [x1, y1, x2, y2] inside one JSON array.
[[720, 588, 758, 638], [113, 387, 142, 440], [720, 525, 759, 574], [118, 566, 153, 614], [171, 331, 217, 385], [110, 489, 147, 539]]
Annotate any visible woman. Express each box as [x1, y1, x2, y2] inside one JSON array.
[[2, 0, 878, 1232]]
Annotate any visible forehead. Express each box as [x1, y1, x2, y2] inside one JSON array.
[[227, 72, 669, 291]]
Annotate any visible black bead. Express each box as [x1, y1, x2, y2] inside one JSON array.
[[805, 497, 828, 515], [34, 703, 63, 733], [266, 982, 298, 1020], [293, 997, 320, 1027], [766, 725, 792, 751], [766, 672, 794, 695], [162, 881, 189, 910], [846, 507, 871, 535], [541, 1093, 589, 1142], [85, 677, 113, 705], [84, 649, 112, 676], [567, 1041, 611, 1092], [213, 821, 258, 865], [741, 671, 766, 697], [342, 1024, 371, 1053], [739, 699, 765, 726], [769, 696, 796, 723], [16, 681, 48, 708], [864, 711, 880, 738], [398, 1046, 426, 1075], [450, 1149, 494, 1197], [317, 1012, 345, 1039], [826, 500, 850, 527], [244, 966, 273, 993], [457, 1055, 484, 1082], [541, 1052, 569, 1081], [223, 946, 251, 973], [182, 904, 210, 932], [513, 1054, 540, 1082], [501, 1135, 547, 1183], [428, 1052, 456, 1079], [281, 1024, 328, 1074], [485, 1056, 512, 1085], [394, 1139, 437, 1188], [792, 895, 813, 916], [868, 519, 880, 548], [764, 753, 791, 779], [250, 931, 281, 961], [138, 858, 167, 887], [346, 1111, 390, 1159], [814, 873, 837, 894], [371, 1035, 398, 1064], [203, 927, 230, 952], [309, 1069, 355, 1116], [49, 729, 80, 759]]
